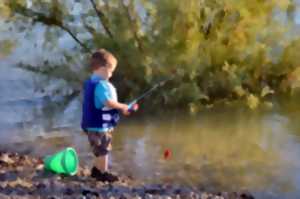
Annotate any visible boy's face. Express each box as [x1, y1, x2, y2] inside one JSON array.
[[96, 57, 117, 80], [104, 64, 116, 79]]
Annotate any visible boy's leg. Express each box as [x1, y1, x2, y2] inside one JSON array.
[[95, 131, 111, 172], [86, 131, 118, 182], [87, 131, 112, 171], [95, 154, 108, 171]]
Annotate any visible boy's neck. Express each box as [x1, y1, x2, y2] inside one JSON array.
[[93, 71, 107, 80]]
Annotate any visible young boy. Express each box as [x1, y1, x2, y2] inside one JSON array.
[[81, 49, 137, 182]]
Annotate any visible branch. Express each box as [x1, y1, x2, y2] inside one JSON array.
[[89, 0, 115, 40], [17, 62, 83, 93], [10, 2, 91, 53], [120, 1, 144, 53], [59, 25, 91, 53]]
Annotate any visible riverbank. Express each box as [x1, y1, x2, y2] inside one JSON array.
[[0, 151, 255, 199]]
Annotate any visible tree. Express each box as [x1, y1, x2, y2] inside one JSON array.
[[1, 0, 299, 110]]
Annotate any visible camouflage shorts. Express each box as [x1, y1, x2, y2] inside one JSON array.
[[85, 131, 112, 157]]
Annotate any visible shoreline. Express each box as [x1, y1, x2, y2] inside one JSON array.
[[0, 151, 255, 199]]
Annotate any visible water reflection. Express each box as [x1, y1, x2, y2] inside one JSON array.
[[109, 108, 299, 198]]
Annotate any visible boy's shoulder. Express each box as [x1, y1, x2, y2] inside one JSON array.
[[98, 79, 112, 86], [96, 80, 116, 91]]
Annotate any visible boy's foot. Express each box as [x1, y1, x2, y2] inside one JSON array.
[[91, 167, 119, 183]]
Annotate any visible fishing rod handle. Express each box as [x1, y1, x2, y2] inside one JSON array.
[[128, 100, 138, 112]]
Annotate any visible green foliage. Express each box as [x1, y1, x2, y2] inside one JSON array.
[[2, 0, 300, 111]]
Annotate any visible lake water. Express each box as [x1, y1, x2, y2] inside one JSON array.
[[0, 66, 300, 199]]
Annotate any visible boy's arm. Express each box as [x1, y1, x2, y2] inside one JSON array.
[[95, 82, 137, 115], [105, 100, 129, 115]]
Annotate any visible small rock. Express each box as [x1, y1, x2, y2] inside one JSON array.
[[121, 193, 132, 199], [240, 193, 255, 199], [47, 196, 59, 199], [82, 189, 99, 197], [81, 166, 90, 177], [228, 192, 238, 199], [221, 192, 229, 199], [145, 184, 165, 195], [16, 166, 24, 172], [35, 164, 44, 170], [0, 154, 14, 164], [0, 193, 10, 199], [175, 194, 181, 199], [0, 172, 17, 181], [8, 178, 33, 188], [145, 193, 153, 199], [214, 196, 224, 199], [64, 187, 74, 195], [36, 182, 46, 190], [201, 193, 208, 199], [174, 189, 181, 195]]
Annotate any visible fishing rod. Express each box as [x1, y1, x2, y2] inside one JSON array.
[[128, 75, 175, 111]]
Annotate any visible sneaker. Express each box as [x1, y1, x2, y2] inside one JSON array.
[[90, 167, 102, 178], [103, 171, 119, 182], [90, 167, 119, 183]]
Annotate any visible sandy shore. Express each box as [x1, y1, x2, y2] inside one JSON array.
[[0, 151, 255, 199]]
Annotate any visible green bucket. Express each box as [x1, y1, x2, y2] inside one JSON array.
[[43, 147, 78, 176]]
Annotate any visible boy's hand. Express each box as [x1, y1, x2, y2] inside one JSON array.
[[120, 104, 130, 116], [129, 103, 139, 112], [105, 100, 137, 115], [121, 103, 138, 115]]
